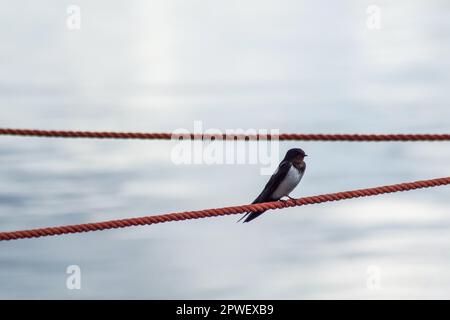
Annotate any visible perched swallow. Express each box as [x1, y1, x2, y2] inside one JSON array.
[[238, 148, 307, 223]]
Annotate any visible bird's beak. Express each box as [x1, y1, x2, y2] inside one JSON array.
[[304, 154, 308, 157]]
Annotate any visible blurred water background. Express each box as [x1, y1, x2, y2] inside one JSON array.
[[0, 0, 450, 299]]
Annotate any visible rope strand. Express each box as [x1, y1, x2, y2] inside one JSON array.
[[1, 128, 450, 141], [1, 176, 448, 241]]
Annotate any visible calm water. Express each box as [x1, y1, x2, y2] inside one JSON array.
[[0, 0, 450, 299]]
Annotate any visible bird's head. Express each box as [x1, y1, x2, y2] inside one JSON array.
[[284, 148, 307, 164]]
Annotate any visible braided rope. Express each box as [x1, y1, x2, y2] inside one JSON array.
[[1, 177, 448, 241], [1, 128, 449, 141]]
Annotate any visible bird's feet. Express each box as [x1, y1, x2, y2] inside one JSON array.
[[286, 195, 296, 200]]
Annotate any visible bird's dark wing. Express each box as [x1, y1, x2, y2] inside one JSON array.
[[237, 161, 292, 223], [252, 160, 292, 203]]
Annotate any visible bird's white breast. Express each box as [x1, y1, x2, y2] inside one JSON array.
[[272, 165, 303, 199]]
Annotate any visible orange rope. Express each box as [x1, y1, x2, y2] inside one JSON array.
[[1, 128, 450, 141], [0, 177, 448, 241]]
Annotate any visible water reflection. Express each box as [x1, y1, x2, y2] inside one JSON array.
[[0, 0, 449, 299]]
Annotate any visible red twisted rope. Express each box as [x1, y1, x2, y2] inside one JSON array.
[[1, 128, 449, 141], [1, 177, 448, 241]]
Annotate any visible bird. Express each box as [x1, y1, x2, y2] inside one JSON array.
[[238, 148, 307, 223]]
